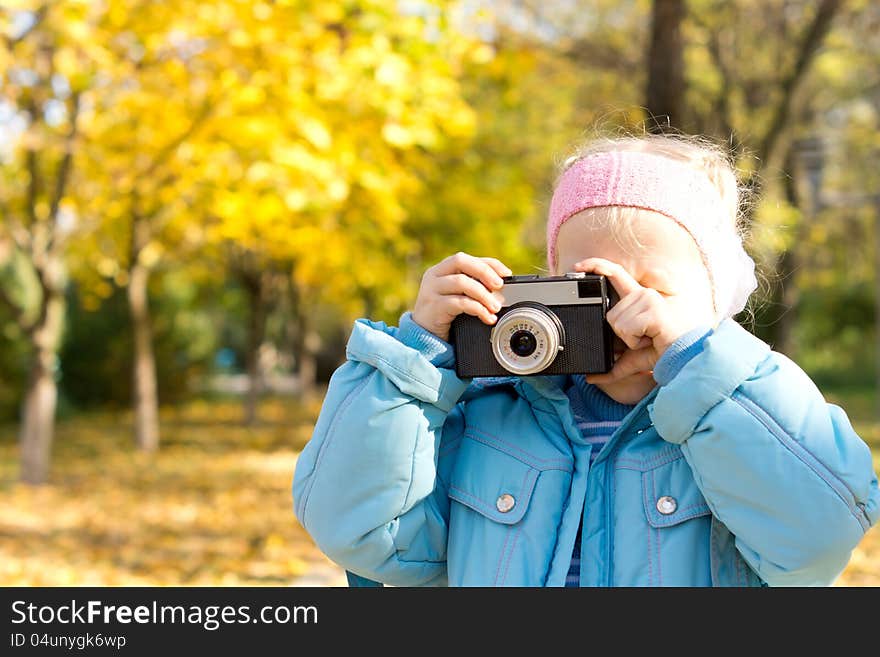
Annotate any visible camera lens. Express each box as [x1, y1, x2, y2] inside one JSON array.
[[490, 303, 563, 375], [510, 330, 537, 357]]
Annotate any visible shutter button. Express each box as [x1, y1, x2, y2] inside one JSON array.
[[656, 496, 677, 515], [496, 493, 516, 513]]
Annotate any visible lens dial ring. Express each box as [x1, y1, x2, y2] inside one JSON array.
[[490, 304, 563, 375]]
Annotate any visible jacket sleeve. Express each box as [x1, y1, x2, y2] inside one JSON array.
[[648, 317, 880, 586], [292, 312, 470, 586]]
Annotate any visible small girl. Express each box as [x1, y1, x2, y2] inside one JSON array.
[[292, 133, 879, 586]]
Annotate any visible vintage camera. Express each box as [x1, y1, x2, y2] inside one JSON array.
[[449, 272, 619, 378]]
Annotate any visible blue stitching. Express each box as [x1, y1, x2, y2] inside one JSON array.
[[448, 463, 538, 525], [298, 373, 372, 521], [464, 428, 574, 471], [348, 347, 438, 402], [652, 470, 662, 585], [502, 527, 523, 586], [615, 450, 683, 472], [400, 400, 424, 514], [731, 392, 870, 531], [493, 524, 513, 585], [641, 465, 710, 527], [438, 436, 462, 458], [500, 469, 534, 585], [709, 519, 720, 586]]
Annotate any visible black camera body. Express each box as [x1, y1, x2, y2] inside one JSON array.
[[449, 272, 619, 378]]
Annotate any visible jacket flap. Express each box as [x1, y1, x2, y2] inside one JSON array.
[[448, 437, 539, 525], [642, 455, 712, 528]]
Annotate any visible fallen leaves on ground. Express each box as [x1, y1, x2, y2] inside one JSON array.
[[0, 395, 346, 586]]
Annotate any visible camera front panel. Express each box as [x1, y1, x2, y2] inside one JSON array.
[[451, 303, 615, 378]]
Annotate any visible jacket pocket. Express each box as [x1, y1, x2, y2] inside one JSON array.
[[448, 436, 540, 525], [641, 453, 712, 528], [446, 434, 572, 585], [638, 452, 713, 586]]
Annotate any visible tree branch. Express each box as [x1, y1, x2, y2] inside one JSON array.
[[0, 274, 30, 332], [753, 0, 844, 178], [139, 97, 216, 180], [45, 90, 82, 258]]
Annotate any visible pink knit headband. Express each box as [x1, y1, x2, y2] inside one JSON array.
[[546, 150, 757, 318]]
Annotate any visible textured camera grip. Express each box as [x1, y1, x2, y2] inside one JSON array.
[[450, 305, 613, 378]]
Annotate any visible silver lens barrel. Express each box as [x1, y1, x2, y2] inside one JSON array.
[[490, 306, 562, 375]]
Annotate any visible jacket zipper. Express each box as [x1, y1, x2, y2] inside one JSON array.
[[590, 389, 658, 587]]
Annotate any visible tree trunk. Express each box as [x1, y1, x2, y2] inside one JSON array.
[[645, 0, 686, 131], [875, 197, 880, 417], [243, 271, 269, 426], [771, 150, 807, 357], [19, 287, 64, 485], [128, 217, 160, 452], [773, 249, 799, 356], [289, 282, 318, 399], [298, 328, 319, 399]]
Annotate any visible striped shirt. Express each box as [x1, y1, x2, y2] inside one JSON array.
[[563, 375, 635, 587]]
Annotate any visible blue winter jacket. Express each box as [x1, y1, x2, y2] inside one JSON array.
[[292, 313, 880, 586]]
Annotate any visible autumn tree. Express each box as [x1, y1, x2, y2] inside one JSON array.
[[0, 3, 95, 484], [194, 1, 484, 409]]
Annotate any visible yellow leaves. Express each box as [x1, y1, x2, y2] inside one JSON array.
[[327, 179, 349, 203], [470, 43, 496, 65], [245, 161, 276, 185], [52, 46, 81, 82], [382, 122, 415, 147], [283, 189, 309, 212], [235, 85, 267, 107], [753, 196, 801, 254], [9, 0, 488, 323], [375, 53, 411, 87], [138, 241, 163, 268], [229, 29, 252, 49], [96, 257, 117, 278], [251, 2, 273, 22], [298, 117, 332, 150], [313, 2, 346, 23]]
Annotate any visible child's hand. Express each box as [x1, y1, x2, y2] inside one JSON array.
[[411, 252, 513, 342], [573, 257, 711, 384]]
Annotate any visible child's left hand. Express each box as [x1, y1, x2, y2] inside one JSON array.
[[573, 257, 711, 384]]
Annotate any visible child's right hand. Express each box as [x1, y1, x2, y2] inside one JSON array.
[[410, 252, 513, 342]]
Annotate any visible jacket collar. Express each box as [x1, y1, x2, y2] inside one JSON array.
[[463, 373, 660, 426]]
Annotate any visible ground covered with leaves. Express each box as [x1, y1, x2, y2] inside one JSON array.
[[0, 390, 877, 586], [0, 396, 346, 586]]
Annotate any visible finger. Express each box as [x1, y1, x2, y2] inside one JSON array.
[[605, 294, 653, 350], [434, 252, 506, 290], [607, 289, 670, 350], [586, 346, 655, 384], [574, 257, 642, 299], [435, 273, 504, 315], [479, 257, 513, 279], [441, 294, 498, 325], [605, 286, 645, 324]]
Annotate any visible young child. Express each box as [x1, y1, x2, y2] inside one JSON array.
[[292, 134, 880, 586]]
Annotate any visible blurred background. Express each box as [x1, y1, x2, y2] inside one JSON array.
[[0, 0, 878, 586]]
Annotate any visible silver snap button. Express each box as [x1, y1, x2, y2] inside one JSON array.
[[656, 496, 677, 515], [496, 493, 516, 513]]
